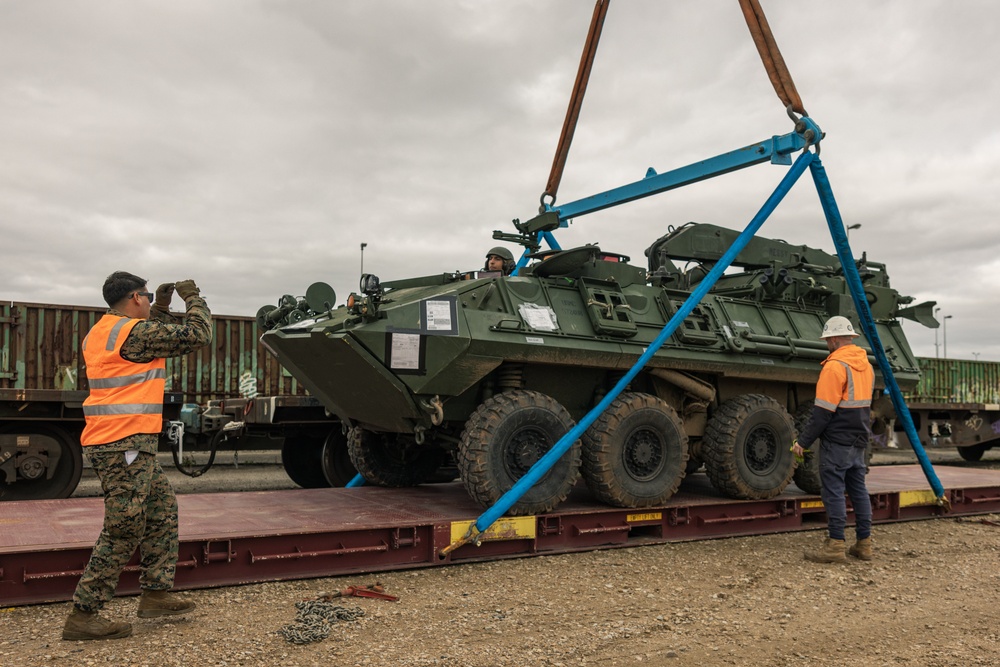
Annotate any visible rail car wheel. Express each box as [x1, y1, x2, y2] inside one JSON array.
[[0, 425, 83, 501], [958, 444, 989, 462], [321, 428, 358, 487], [791, 404, 822, 494], [581, 393, 688, 507], [281, 433, 329, 488], [457, 390, 581, 515], [347, 428, 445, 487], [702, 394, 795, 500]]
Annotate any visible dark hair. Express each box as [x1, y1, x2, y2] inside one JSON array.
[[102, 271, 147, 307]]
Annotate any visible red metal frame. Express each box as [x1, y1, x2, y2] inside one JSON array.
[[2, 465, 999, 607]]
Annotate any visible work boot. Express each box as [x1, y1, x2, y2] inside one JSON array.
[[804, 537, 847, 564], [137, 590, 196, 618], [849, 536, 874, 561], [62, 608, 132, 641]]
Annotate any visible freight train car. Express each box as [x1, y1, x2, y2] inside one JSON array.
[[901, 357, 1000, 461], [0, 300, 354, 501]]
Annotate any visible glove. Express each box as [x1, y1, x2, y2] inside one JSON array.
[[154, 282, 175, 309], [175, 279, 200, 300]]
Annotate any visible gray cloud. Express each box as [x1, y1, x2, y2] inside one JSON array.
[[2, 1, 998, 360]]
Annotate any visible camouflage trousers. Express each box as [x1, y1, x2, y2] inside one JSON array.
[[72, 451, 179, 612]]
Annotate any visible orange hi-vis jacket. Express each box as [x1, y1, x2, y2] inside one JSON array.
[[81, 314, 167, 446], [813, 344, 875, 412], [797, 343, 875, 450]]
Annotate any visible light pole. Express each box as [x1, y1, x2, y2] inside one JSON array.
[[846, 223, 861, 240], [943, 315, 953, 359], [933, 307, 941, 358], [360, 242, 368, 276], [973, 352, 980, 361]]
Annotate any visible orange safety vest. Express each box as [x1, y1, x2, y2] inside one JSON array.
[[81, 314, 167, 446], [813, 345, 874, 412]]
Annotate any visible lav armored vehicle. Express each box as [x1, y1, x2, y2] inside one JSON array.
[[257, 219, 935, 515]]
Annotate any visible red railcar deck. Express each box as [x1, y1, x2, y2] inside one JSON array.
[[2, 464, 999, 607]]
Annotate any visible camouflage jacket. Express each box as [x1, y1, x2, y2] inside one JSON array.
[[88, 295, 213, 455]]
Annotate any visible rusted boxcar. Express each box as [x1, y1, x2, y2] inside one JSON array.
[[1, 300, 349, 501], [899, 357, 1000, 461]]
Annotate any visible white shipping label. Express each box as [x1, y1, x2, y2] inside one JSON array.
[[390, 333, 421, 369], [425, 300, 453, 331], [518, 303, 559, 331]]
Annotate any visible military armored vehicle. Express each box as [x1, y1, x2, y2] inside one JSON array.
[[257, 220, 934, 514]]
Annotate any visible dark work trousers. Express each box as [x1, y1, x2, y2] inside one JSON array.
[[818, 441, 873, 541]]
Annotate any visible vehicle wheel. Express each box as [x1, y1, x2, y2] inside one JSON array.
[[0, 425, 83, 500], [791, 404, 822, 494], [457, 390, 581, 515], [958, 444, 989, 462], [347, 428, 445, 487], [321, 428, 359, 487], [281, 433, 329, 488], [702, 394, 796, 500], [581, 393, 688, 507]]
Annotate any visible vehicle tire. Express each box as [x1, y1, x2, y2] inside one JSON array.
[[958, 444, 989, 462], [0, 425, 83, 500], [281, 433, 330, 488], [347, 428, 445, 487], [702, 394, 796, 500], [457, 390, 581, 515], [791, 404, 822, 494], [581, 393, 688, 507], [321, 428, 359, 487]]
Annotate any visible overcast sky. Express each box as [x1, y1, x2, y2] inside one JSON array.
[[2, 1, 997, 361]]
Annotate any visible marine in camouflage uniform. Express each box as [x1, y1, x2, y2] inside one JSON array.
[[64, 273, 212, 641]]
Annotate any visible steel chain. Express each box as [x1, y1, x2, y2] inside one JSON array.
[[278, 600, 365, 645]]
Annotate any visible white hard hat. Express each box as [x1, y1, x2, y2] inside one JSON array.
[[821, 316, 860, 339]]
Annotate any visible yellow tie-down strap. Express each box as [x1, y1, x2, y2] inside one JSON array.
[[450, 516, 536, 544]]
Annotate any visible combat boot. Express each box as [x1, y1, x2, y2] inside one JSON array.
[[849, 536, 873, 561], [62, 608, 132, 641], [804, 537, 847, 564], [137, 589, 196, 618]]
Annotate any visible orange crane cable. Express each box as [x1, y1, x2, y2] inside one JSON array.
[[738, 0, 806, 116], [542, 0, 610, 209]]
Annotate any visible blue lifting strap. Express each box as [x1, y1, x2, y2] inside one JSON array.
[[441, 150, 817, 553], [809, 158, 947, 501]]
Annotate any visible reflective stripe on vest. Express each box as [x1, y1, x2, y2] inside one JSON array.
[[834, 360, 872, 408], [815, 360, 872, 411], [81, 314, 167, 446]]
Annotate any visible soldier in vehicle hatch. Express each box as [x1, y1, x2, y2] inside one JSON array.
[[792, 315, 874, 564], [484, 246, 515, 276], [63, 272, 212, 641]]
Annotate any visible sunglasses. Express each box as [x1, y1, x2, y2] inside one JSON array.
[[134, 291, 154, 301]]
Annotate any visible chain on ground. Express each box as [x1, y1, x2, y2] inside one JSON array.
[[277, 600, 365, 644]]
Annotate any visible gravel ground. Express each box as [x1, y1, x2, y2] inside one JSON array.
[[3, 448, 995, 666]]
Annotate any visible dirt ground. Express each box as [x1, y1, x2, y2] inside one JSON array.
[[4, 451, 1000, 667]]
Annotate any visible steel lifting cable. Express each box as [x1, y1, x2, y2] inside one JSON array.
[[737, 0, 806, 116], [540, 0, 610, 211]]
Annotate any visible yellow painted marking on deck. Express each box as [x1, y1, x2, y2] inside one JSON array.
[[626, 512, 662, 523], [450, 516, 536, 543], [800, 500, 825, 509], [899, 490, 938, 508]]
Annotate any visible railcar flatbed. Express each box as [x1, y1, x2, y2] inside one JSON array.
[[2, 464, 999, 607]]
